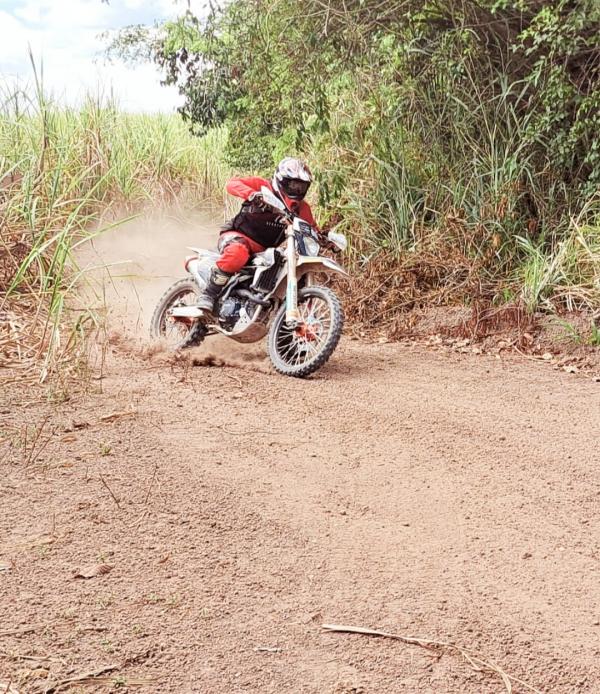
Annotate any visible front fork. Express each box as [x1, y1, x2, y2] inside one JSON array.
[[285, 225, 300, 326]]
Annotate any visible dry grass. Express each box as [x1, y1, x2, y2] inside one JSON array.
[[0, 80, 229, 382]]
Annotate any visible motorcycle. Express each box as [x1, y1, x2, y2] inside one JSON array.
[[150, 186, 348, 378]]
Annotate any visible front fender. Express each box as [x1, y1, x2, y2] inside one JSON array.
[[273, 255, 348, 299], [296, 256, 349, 276]]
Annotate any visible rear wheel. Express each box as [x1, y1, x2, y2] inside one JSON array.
[[150, 278, 207, 350], [267, 286, 344, 378]]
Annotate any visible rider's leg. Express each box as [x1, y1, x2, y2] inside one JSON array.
[[196, 265, 233, 313], [196, 233, 257, 314]]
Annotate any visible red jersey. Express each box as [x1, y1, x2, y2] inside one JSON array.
[[222, 176, 318, 248]]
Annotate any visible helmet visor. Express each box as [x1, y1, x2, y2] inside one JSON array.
[[280, 177, 310, 199]]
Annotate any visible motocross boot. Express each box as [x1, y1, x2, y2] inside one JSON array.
[[196, 266, 232, 317]]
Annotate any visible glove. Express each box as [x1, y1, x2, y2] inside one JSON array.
[[249, 192, 271, 212], [319, 233, 341, 254]]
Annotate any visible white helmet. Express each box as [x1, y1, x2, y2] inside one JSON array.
[[272, 157, 313, 201]]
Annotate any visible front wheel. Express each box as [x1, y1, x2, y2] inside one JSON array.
[[267, 286, 344, 378], [150, 278, 207, 350]]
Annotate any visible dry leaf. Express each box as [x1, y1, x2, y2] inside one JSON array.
[[28, 668, 49, 679], [72, 563, 113, 579], [0, 560, 13, 572], [60, 434, 77, 443]]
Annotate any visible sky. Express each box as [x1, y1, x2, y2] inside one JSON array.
[[0, 0, 210, 112]]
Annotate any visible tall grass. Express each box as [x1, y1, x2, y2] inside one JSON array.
[[0, 83, 229, 379], [516, 202, 600, 312], [308, 56, 600, 318]]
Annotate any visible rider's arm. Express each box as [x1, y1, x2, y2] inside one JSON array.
[[226, 177, 268, 201]]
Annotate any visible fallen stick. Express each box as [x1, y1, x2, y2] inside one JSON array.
[[69, 676, 154, 686], [216, 424, 283, 436], [0, 651, 64, 665], [99, 408, 137, 423], [33, 664, 118, 693], [224, 372, 243, 387], [0, 623, 108, 638], [99, 474, 121, 509], [0, 626, 38, 638], [322, 623, 542, 694], [143, 463, 159, 505]]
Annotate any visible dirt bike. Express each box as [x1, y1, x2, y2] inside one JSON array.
[[150, 186, 348, 378]]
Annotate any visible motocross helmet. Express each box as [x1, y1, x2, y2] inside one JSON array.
[[272, 157, 313, 201]]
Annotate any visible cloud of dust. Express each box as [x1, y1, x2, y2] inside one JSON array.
[[79, 206, 270, 370], [80, 206, 219, 332], [108, 331, 272, 374]]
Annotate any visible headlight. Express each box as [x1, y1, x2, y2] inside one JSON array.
[[303, 235, 320, 257]]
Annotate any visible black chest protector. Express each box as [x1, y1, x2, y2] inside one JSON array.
[[222, 200, 288, 248]]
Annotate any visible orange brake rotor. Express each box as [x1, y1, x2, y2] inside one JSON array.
[[294, 322, 319, 341]]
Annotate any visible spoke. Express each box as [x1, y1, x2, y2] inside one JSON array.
[[279, 335, 298, 359], [303, 341, 320, 358], [161, 289, 197, 346], [308, 336, 325, 355], [280, 341, 297, 361], [313, 317, 331, 332], [276, 293, 336, 367], [302, 298, 329, 324], [311, 302, 329, 321], [294, 345, 305, 366]]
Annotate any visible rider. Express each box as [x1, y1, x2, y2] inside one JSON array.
[[196, 157, 319, 314]]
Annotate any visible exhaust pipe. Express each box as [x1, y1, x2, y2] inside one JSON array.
[[169, 305, 206, 319], [236, 289, 271, 307]]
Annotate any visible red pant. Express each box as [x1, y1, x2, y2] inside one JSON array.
[[216, 231, 266, 274]]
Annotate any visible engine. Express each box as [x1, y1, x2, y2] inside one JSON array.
[[218, 297, 243, 330], [217, 262, 277, 334]]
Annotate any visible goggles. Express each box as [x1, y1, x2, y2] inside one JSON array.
[[280, 177, 310, 199]]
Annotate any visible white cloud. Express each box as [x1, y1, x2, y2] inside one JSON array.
[[122, 0, 147, 10], [13, 2, 43, 23], [0, 10, 41, 63], [0, 0, 212, 112]]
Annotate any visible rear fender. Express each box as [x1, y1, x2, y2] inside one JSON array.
[[187, 247, 219, 259]]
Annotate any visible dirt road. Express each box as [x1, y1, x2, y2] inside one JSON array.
[[2, 214, 600, 692], [2, 333, 600, 693]]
